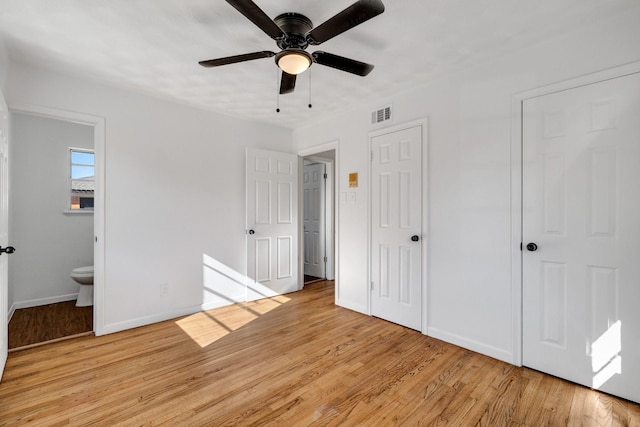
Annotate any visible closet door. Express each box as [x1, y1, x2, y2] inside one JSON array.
[[522, 72, 640, 403], [370, 125, 423, 331]]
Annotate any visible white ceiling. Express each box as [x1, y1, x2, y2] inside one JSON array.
[[0, 0, 637, 129]]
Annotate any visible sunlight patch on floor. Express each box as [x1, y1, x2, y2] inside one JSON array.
[[248, 295, 291, 314], [176, 295, 291, 348]]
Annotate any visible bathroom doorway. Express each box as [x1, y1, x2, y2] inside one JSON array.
[[7, 111, 96, 349]]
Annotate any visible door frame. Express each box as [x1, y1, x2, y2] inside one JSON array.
[[510, 61, 640, 366], [298, 141, 338, 299], [9, 103, 106, 336], [302, 157, 334, 281], [367, 118, 429, 333]]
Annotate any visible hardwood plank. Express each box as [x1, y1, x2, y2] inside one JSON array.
[[1, 280, 638, 425], [509, 368, 544, 424], [424, 353, 495, 425], [568, 384, 591, 427]]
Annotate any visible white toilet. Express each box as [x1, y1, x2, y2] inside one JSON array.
[[71, 265, 94, 307]]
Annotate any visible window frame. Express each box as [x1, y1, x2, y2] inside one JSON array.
[[67, 146, 95, 214]]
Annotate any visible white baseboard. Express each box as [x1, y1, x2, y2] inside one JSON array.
[[8, 303, 16, 323], [336, 299, 368, 315], [201, 296, 244, 312], [101, 306, 200, 335], [13, 294, 79, 311], [426, 326, 514, 364]]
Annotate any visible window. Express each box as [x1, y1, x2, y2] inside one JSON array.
[[69, 148, 95, 211]]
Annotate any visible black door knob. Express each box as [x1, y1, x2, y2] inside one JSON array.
[[526, 243, 538, 252], [411, 235, 420, 242], [0, 246, 15, 255], [248, 229, 255, 235]]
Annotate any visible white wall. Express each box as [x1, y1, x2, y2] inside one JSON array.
[[9, 113, 94, 306], [293, 9, 640, 363], [5, 63, 292, 333], [0, 39, 7, 92]]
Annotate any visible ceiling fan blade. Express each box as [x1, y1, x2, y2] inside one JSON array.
[[280, 71, 296, 94], [199, 51, 275, 68], [306, 0, 385, 45], [226, 0, 286, 40], [312, 51, 374, 76]]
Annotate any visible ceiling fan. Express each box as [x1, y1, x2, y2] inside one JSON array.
[[199, 0, 385, 95]]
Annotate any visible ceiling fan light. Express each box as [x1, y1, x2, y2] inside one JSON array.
[[277, 51, 312, 75]]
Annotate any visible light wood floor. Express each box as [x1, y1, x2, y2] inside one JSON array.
[[1, 281, 638, 426]]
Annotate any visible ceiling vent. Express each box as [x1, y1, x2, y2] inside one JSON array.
[[371, 105, 392, 125]]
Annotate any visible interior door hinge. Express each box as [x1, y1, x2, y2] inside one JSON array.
[[371, 281, 374, 290], [323, 256, 327, 263], [323, 173, 328, 179]]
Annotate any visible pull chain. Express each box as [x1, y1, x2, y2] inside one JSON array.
[[308, 69, 312, 109], [276, 69, 281, 113]]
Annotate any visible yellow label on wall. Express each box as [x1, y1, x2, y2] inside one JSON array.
[[349, 172, 358, 188]]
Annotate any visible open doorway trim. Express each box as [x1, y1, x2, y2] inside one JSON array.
[[9, 103, 106, 336], [297, 141, 338, 303], [510, 61, 640, 366], [303, 157, 334, 281]]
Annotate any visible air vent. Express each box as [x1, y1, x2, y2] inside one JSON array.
[[371, 105, 392, 124]]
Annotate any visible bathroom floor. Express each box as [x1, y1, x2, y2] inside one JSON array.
[[8, 301, 93, 350], [304, 275, 324, 284]]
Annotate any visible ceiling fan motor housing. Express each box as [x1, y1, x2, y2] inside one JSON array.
[[274, 13, 313, 50]]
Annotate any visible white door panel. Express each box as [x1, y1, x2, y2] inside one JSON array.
[[246, 148, 298, 299], [523, 72, 640, 403], [371, 125, 422, 331], [0, 92, 9, 379], [303, 162, 325, 279]]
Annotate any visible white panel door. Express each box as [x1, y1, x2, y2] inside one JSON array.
[[246, 148, 298, 299], [0, 92, 9, 379], [303, 162, 326, 279], [371, 125, 422, 330], [523, 72, 640, 403]]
